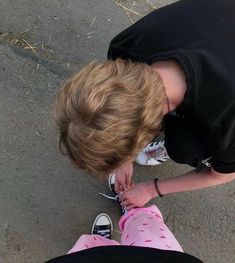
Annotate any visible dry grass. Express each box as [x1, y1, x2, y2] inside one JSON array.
[[0, 29, 37, 53], [0, 29, 56, 59], [115, 0, 157, 23]]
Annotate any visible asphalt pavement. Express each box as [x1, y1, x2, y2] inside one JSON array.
[[0, 1, 234, 262]]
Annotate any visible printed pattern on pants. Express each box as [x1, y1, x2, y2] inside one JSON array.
[[68, 205, 183, 254]]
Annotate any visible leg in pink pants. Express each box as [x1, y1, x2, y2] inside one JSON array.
[[68, 205, 183, 254]]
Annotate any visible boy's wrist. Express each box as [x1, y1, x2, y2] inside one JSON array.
[[154, 178, 164, 197], [145, 181, 159, 198]]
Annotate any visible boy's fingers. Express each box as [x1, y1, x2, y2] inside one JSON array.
[[120, 200, 128, 207], [125, 204, 135, 211], [115, 181, 122, 193], [114, 182, 119, 193], [125, 175, 131, 189], [121, 199, 134, 210], [115, 182, 125, 193]]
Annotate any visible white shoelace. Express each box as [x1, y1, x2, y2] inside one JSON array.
[[98, 192, 119, 200], [99, 192, 126, 214]]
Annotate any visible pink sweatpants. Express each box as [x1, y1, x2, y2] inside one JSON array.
[[68, 205, 183, 254]]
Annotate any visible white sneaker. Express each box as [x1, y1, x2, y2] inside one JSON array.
[[135, 140, 169, 165]]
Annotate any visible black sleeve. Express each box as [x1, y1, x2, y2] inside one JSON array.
[[107, 0, 207, 62], [211, 147, 235, 174]]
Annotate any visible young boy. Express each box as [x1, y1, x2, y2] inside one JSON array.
[[54, 0, 235, 208]]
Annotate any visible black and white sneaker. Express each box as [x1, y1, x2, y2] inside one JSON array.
[[91, 213, 113, 239], [108, 173, 127, 214], [99, 174, 127, 215], [135, 139, 169, 165]]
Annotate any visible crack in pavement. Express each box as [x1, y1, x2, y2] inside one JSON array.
[[0, 40, 71, 79]]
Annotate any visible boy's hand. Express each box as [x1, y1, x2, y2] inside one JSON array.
[[120, 182, 157, 210], [114, 162, 133, 193]]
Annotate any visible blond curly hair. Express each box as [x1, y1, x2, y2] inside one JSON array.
[[54, 59, 166, 174]]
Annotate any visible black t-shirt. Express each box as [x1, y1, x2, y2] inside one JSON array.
[[107, 0, 235, 173], [46, 246, 203, 263]]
